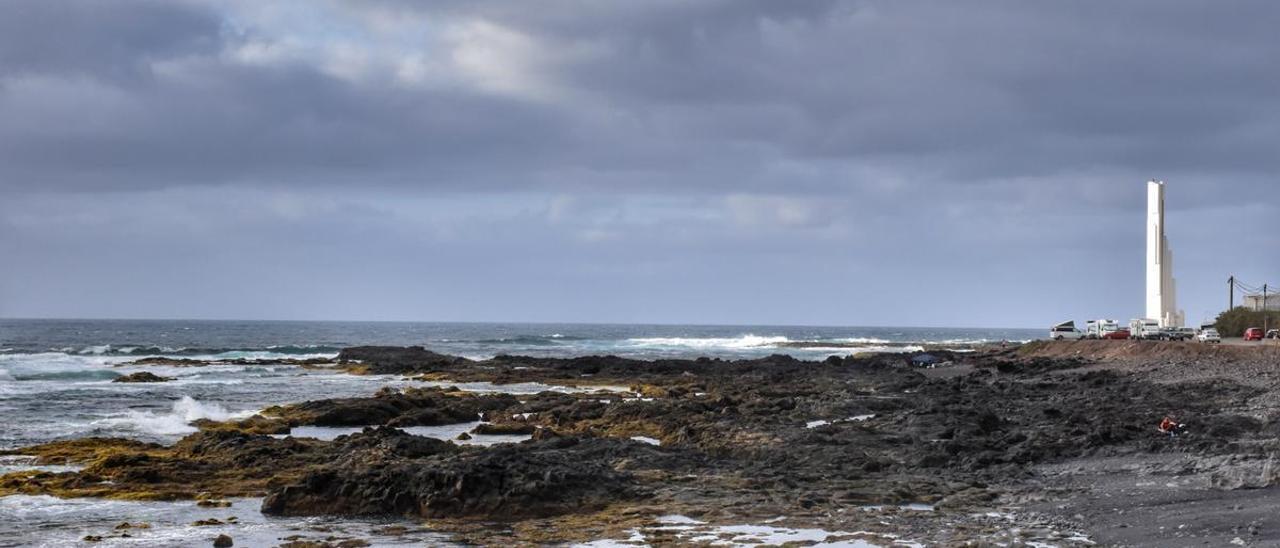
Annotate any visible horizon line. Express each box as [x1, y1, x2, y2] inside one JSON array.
[[0, 316, 1038, 332]]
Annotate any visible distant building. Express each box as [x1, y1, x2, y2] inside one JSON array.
[[1243, 294, 1280, 311], [1146, 181, 1185, 327]]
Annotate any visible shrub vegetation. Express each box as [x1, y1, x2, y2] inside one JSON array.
[[1213, 307, 1280, 337]]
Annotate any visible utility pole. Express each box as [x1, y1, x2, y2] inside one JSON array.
[[1266, 284, 1270, 334], [1229, 276, 1235, 311]]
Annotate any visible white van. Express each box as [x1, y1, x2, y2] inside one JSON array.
[[1049, 321, 1084, 340], [1129, 319, 1162, 340]]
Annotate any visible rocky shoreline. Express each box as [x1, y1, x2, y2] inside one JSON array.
[[6, 341, 1280, 546]]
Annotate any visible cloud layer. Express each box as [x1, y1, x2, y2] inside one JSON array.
[[2, 0, 1277, 326]]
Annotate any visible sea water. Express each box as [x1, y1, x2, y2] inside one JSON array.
[[0, 319, 1037, 546]]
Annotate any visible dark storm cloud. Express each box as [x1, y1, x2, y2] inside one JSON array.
[[3, 0, 1279, 194], [1, 0, 1277, 325], [0, 0, 221, 81]]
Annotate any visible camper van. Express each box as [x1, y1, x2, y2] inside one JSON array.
[[1085, 319, 1123, 339], [1049, 321, 1084, 340], [1129, 319, 1162, 340]]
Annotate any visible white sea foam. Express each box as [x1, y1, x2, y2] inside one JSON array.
[[0, 456, 83, 475], [202, 350, 339, 361], [586, 515, 915, 548], [77, 344, 113, 355], [625, 335, 791, 349], [0, 352, 125, 384], [833, 337, 893, 344], [0, 495, 439, 547], [93, 396, 252, 437]]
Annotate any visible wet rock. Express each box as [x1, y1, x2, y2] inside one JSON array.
[[112, 371, 174, 383], [337, 346, 470, 375], [262, 437, 642, 519], [194, 415, 290, 435], [262, 387, 515, 428], [471, 422, 537, 435], [213, 534, 234, 547], [531, 428, 561, 440]]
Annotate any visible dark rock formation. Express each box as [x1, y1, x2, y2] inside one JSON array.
[[112, 371, 174, 383], [262, 437, 641, 519], [337, 346, 469, 374], [259, 386, 516, 428]]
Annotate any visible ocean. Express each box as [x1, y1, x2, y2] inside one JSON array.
[[0, 319, 1038, 546]]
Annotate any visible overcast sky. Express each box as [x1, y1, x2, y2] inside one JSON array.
[[1, 1, 1277, 327]]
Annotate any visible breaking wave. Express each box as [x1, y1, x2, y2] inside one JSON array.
[[470, 335, 586, 346], [68, 344, 343, 357], [6, 369, 120, 382], [93, 396, 251, 437], [625, 335, 792, 349]]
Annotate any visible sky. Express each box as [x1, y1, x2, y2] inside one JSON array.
[[1, 0, 1277, 328]]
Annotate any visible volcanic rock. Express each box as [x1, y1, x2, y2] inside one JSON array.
[[112, 371, 173, 383]]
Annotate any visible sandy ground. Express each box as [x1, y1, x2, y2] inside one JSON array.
[[1027, 454, 1280, 547], [1006, 340, 1280, 547]]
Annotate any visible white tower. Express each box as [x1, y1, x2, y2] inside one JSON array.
[[1146, 180, 1185, 327]]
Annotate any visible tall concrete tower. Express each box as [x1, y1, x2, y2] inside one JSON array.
[[1146, 180, 1185, 327]]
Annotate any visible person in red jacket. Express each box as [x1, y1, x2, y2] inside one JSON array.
[[1158, 416, 1182, 436]]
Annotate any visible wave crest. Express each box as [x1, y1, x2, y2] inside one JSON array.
[[68, 344, 342, 357], [625, 335, 792, 349], [93, 396, 250, 437]]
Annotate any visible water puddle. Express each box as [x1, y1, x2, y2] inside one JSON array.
[[0, 456, 83, 475], [806, 414, 876, 429], [279, 423, 532, 445], [574, 514, 923, 547], [413, 380, 632, 395]]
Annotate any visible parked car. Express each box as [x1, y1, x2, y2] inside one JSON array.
[[1245, 327, 1265, 341], [1049, 321, 1084, 341], [1267, 329, 1279, 340], [1161, 327, 1196, 341], [1198, 328, 1221, 344], [1103, 328, 1131, 340]]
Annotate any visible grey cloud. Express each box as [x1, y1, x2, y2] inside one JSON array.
[[2, 0, 1277, 195], [1, 1, 1277, 325], [0, 0, 220, 82]]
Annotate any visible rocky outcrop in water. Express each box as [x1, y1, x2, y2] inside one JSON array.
[[255, 386, 519, 428], [112, 371, 173, 383], [337, 346, 469, 375]]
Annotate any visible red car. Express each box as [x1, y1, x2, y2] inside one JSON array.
[[1245, 328, 1265, 341], [1103, 329, 1131, 340]]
